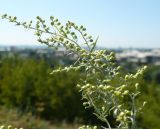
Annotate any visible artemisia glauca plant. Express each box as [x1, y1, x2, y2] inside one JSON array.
[[1, 14, 147, 129]]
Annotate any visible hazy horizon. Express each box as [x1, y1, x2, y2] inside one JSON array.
[[0, 43, 159, 49]]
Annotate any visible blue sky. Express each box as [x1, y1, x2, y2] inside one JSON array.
[[0, 0, 160, 48]]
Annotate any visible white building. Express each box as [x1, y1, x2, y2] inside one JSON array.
[[116, 49, 160, 65]]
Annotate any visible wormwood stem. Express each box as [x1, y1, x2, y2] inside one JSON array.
[[103, 118, 112, 129], [130, 94, 136, 129]]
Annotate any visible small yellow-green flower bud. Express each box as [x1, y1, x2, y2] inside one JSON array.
[[119, 112, 125, 117], [114, 91, 121, 96], [104, 85, 112, 91], [135, 83, 139, 89], [143, 65, 147, 70], [125, 75, 129, 80], [125, 110, 131, 115], [143, 101, 147, 107], [115, 72, 120, 76], [123, 90, 129, 95], [102, 106, 105, 111], [8, 125, 12, 129], [99, 85, 103, 89], [93, 126, 97, 129], [120, 85, 126, 90], [91, 86, 95, 89], [118, 105, 122, 108], [117, 66, 121, 70], [0, 126, 5, 129]]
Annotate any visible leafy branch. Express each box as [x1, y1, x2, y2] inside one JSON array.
[[1, 14, 147, 129]]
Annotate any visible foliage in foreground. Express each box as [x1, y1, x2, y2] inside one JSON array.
[[1, 14, 147, 129]]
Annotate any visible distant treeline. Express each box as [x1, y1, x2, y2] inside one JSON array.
[[0, 56, 160, 129]]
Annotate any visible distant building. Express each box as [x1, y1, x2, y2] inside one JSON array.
[[116, 49, 160, 65]]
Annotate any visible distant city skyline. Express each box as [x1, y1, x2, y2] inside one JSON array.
[[0, 0, 160, 48]]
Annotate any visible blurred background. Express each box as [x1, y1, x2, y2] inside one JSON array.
[[0, 0, 160, 129]]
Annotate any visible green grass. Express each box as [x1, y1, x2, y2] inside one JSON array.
[[0, 106, 80, 129]]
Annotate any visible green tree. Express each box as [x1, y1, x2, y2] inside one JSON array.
[[0, 57, 85, 121]]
